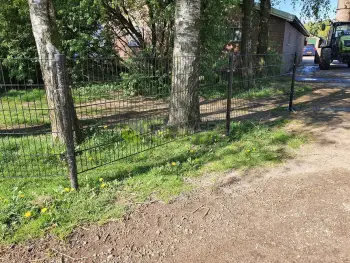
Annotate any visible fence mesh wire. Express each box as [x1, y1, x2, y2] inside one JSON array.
[[0, 53, 295, 179]]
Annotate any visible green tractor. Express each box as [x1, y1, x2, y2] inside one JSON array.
[[317, 22, 350, 70]]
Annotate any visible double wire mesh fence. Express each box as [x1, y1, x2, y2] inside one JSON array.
[[0, 52, 297, 184]]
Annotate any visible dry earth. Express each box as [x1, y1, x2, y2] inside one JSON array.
[[1, 79, 350, 262]]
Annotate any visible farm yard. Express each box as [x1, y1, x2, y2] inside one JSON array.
[[2, 0, 350, 262]]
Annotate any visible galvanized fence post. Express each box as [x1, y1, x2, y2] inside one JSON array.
[[289, 52, 298, 112], [55, 54, 79, 190], [226, 53, 234, 136]]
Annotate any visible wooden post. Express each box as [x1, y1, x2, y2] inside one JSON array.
[[55, 54, 79, 189]]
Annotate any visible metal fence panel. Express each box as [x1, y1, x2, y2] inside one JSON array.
[[0, 53, 296, 180]]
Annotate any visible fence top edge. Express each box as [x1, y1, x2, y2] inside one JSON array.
[[0, 52, 297, 62]]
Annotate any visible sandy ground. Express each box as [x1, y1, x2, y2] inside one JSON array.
[[1, 60, 350, 262]]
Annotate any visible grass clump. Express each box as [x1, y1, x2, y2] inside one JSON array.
[[0, 119, 306, 244]]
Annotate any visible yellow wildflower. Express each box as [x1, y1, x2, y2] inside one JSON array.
[[64, 188, 71, 192], [41, 207, 48, 214], [70, 188, 76, 192], [99, 178, 104, 182], [19, 194, 25, 198], [171, 162, 177, 166], [103, 125, 108, 129], [24, 211, 32, 218], [100, 183, 107, 189]]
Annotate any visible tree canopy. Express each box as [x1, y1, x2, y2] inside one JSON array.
[[0, 0, 116, 81], [305, 20, 331, 38]]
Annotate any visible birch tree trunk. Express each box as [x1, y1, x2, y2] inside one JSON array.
[[168, 0, 201, 129], [28, 0, 81, 143]]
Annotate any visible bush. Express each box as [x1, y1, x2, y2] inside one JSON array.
[[117, 52, 171, 97]]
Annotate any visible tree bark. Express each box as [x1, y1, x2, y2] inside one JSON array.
[[257, 0, 271, 54], [336, 0, 350, 21], [241, 0, 254, 56], [240, 0, 255, 89], [28, 0, 81, 143], [168, 0, 201, 129]]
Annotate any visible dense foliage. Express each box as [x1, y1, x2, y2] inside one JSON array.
[[305, 20, 331, 38], [0, 0, 333, 85], [0, 0, 116, 82]]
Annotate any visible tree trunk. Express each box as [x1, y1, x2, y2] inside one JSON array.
[[257, 0, 271, 54], [168, 0, 201, 129], [240, 0, 255, 89], [28, 0, 81, 143], [336, 0, 350, 21]]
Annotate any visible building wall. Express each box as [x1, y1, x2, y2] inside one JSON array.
[[267, 16, 286, 53], [283, 22, 306, 66], [240, 13, 286, 54]]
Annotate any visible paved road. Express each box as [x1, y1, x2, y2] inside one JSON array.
[[297, 55, 350, 82]]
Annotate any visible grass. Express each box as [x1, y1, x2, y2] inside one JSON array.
[[0, 89, 50, 128], [0, 84, 120, 128], [0, 119, 307, 244], [0, 79, 312, 243], [199, 78, 313, 100], [234, 82, 313, 100], [0, 81, 313, 129]]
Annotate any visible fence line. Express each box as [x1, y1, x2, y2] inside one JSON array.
[[0, 52, 297, 187]]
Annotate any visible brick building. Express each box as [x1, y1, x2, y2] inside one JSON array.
[[229, 7, 309, 70], [267, 8, 309, 65]]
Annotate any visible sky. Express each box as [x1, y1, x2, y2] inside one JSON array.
[[274, 0, 338, 21]]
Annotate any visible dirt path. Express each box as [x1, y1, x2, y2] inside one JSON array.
[[2, 82, 350, 263]]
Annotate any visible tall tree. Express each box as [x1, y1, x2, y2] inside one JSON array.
[[200, 0, 239, 56], [240, 0, 255, 88], [168, 0, 201, 129], [1, 0, 115, 82], [305, 20, 331, 38], [257, 0, 271, 54], [0, 0, 37, 81], [28, 0, 80, 142], [101, 0, 175, 57], [241, 0, 254, 56], [291, 0, 331, 20]]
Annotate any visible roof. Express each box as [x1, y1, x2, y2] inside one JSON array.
[[269, 8, 310, 37], [253, 5, 310, 37]]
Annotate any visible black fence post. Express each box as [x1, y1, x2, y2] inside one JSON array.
[[289, 52, 298, 112], [226, 53, 234, 136], [55, 54, 79, 190]]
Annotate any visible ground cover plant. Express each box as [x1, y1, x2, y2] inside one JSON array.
[[0, 119, 307, 244]]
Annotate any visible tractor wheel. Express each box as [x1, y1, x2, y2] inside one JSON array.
[[319, 48, 332, 70], [314, 52, 320, 64]]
